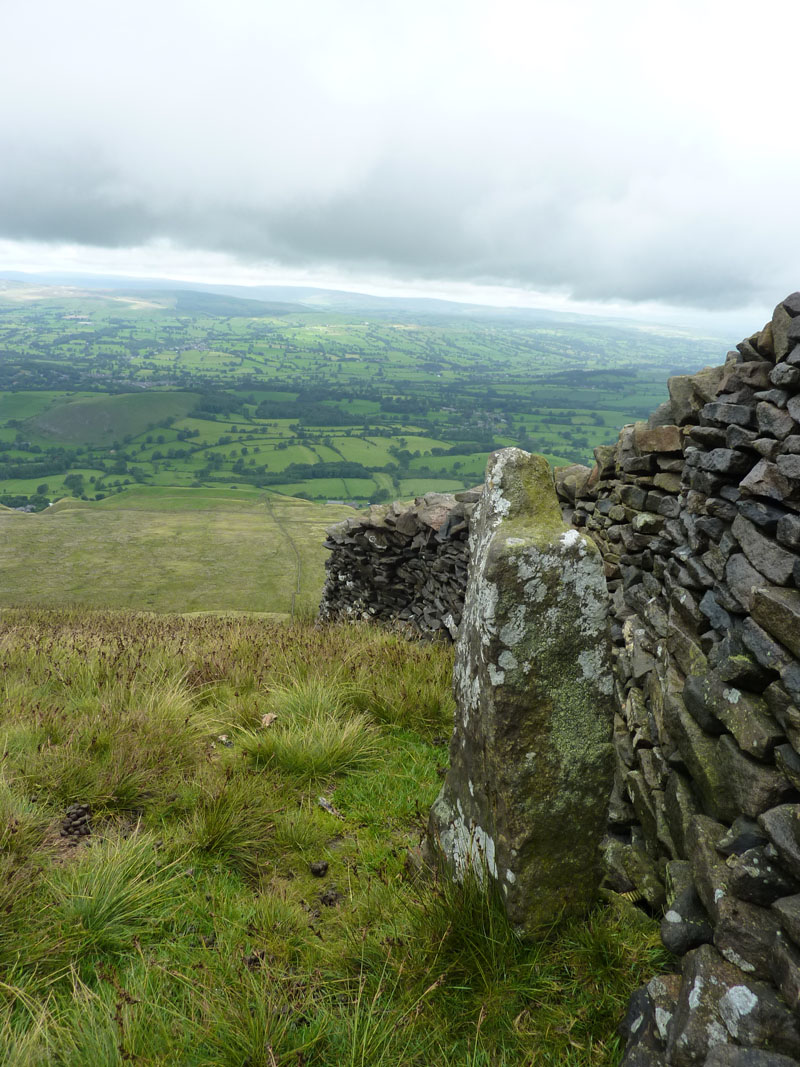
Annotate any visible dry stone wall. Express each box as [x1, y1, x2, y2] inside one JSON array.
[[562, 293, 800, 1066], [319, 292, 800, 1065], [319, 489, 479, 638]]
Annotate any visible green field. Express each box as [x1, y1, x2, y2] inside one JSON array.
[[0, 488, 351, 614], [0, 280, 724, 514]]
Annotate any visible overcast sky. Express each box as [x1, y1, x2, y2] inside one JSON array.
[[2, 0, 799, 326]]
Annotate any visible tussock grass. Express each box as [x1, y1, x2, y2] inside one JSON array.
[[238, 677, 381, 783], [0, 607, 669, 1065]]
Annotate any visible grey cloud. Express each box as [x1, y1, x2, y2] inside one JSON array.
[[1, 0, 799, 311]]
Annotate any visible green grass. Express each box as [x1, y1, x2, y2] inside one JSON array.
[[25, 391, 201, 445], [0, 608, 669, 1065], [0, 489, 351, 614]]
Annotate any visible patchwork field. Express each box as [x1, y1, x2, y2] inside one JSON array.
[[0, 280, 726, 514]]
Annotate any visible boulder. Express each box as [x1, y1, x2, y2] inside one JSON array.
[[425, 449, 614, 936]]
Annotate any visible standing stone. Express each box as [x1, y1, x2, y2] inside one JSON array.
[[425, 448, 614, 936]]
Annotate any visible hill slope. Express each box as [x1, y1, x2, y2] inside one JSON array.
[[0, 488, 351, 614]]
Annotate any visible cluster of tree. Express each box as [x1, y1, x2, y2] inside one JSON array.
[[0, 492, 50, 512]]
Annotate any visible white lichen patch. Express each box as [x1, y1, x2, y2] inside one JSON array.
[[498, 650, 518, 671], [578, 649, 614, 695], [654, 1007, 673, 1042], [688, 977, 704, 1010], [719, 947, 755, 973], [718, 985, 758, 1038], [665, 910, 682, 924], [488, 664, 505, 686], [722, 688, 741, 704], [499, 604, 527, 647]]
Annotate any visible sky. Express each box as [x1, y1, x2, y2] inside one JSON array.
[[2, 0, 799, 329]]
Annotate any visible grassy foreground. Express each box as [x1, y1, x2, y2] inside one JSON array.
[[0, 609, 666, 1065], [0, 490, 352, 615]]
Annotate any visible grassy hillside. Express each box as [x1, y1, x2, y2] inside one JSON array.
[[0, 608, 667, 1065], [0, 488, 352, 614], [26, 391, 201, 446]]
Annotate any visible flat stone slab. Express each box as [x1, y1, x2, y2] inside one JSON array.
[[425, 448, 614, 936]]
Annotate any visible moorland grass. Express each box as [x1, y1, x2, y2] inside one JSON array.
[[0, 608, 669, 1065]]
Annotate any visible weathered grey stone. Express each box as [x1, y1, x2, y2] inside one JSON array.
[[738, 499, 788, 533], [667, 944, 800, 1066], [703, 402, 755, 428], [695, 449, 754, 476], [718, 736, 795, 819], [718, 817, 769, 857], [553, 463, 592, 503], [772, 894, 800, 948], [687, 815, 730, 920], [751, 587, 800, 659], [732, 515, 796, 585], [725, 846, 798, 908], [740, 618, 794, 675], [665, 700, 736, 822], [669, 367, 725, 425], [777, 513, 800, 550], [714, 893, 782, 979], [776, 454, 800, 481], [739, 459, 793, 502], [665, 771, 701, 858], [725, 554, 765, 612], [769, 364, 800, 390], [425, 449, 614, 936], [770, 930, 800, 1016], [705, 1046, 800, 1066], [647, 400, 676, 430], [772, 303, 800, 361], [662, 883, 714, 955], [759, 807, 800, 882], [683, 674, 781, 761]]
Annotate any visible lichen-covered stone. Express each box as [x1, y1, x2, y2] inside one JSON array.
[[425, 448, 614, 937]]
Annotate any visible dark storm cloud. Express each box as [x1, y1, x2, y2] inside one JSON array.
[[2, 0, 799, 311]]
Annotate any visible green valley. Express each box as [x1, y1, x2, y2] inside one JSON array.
[[0, 280, 723, 513]]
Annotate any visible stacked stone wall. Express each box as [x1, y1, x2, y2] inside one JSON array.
[[319, 489, 479, 638], [568, 293, 800, 1065], [320, 292, 800, 1064]]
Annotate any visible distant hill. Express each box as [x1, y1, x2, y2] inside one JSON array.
[[26, 391, 200, 445]]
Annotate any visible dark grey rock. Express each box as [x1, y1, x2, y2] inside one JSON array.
[[682, 673, 782, 760], [759, 807, 800, 882], [770, 930, 800, 1016], [705, 1046, 800, 1066], [702, 402, 755, 428], [751, 587, 800, 659], [772, 894, 800, 948], [777, 454, 800, 481], [661, 885, 714, 955], [725, 846, 798, 907], [726, 553, 766, 612], [732, 515, 796, 585], [739, 460, 793, 501], [718, 816, 769, 857], [718, 735, 794, 818], [741, 617, 794, 675], [714, 893, 782, 980], [667, 944, 800, 1066], [777, 514, 800, 550]]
